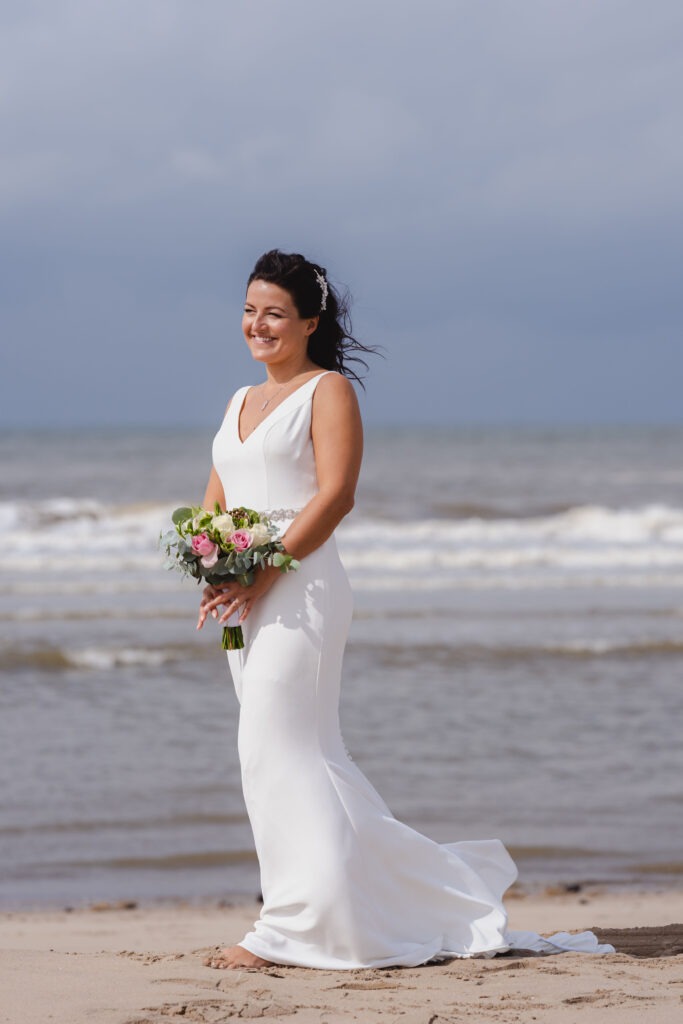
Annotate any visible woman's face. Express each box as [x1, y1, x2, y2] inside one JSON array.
[[242, 279, 318, 368]]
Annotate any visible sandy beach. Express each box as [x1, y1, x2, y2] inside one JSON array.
[[2, 889, 682, 1023]]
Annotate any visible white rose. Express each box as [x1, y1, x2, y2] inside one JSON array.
[[192, 511, 211, 531], [212, 513, 235, 540], [249, 522, 271, 547]]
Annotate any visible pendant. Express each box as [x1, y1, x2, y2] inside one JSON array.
[[260, 386, 284, 411]]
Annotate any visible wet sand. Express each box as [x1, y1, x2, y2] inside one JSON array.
[[1, 889, 682, 1023]]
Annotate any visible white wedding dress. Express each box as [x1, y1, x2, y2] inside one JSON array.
[[211, 371, 614, 969]]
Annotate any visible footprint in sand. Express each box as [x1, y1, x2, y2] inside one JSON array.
[[117, 951, 185, 963], [330, 979, 408, 990], [127, 996, 297, 1021]]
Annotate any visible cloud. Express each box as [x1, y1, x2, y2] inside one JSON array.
[[1, 0, 682, 425]]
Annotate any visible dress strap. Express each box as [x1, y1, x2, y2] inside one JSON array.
[[309, 370, 336, 391], [224, 385, 251, 422], [305, 370, 337, 406]]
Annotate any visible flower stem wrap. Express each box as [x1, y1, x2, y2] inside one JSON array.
[[222, 625, 245, 651]]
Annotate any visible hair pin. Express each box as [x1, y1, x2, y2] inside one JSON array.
[[314, 270, 328, 312]]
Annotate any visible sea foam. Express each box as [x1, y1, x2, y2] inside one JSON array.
[[1, 499, 682, 589]]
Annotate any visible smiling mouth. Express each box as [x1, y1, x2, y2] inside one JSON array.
[[252, 335, 275, 343]]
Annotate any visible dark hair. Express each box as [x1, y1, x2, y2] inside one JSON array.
[[247, 249, 377, 386]]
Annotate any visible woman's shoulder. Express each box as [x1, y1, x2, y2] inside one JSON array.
[[313, 370, 355, 396], [311, 371, 361, 416]]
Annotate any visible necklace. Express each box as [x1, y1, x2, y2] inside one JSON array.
[[259, 382, 287, 411]]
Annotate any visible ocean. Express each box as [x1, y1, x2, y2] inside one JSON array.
[[1, 425, 682, 909]]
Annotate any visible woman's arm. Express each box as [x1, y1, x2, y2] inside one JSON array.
[[278, 371, 363, 559], [197, 372, 363, 628]]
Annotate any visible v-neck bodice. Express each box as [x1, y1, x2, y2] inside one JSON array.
[[212, 371, 333, 514]]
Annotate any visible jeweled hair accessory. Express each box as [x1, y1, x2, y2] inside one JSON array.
[[314, 269, 328, 312]]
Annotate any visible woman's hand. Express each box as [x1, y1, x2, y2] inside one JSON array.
[[197, 583, 229, 630], [196, 565, 280, 631]]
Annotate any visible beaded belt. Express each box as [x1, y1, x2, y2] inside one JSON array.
[[260, 507, 302, 522]]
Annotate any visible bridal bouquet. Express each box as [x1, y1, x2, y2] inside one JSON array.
[[161, 504, 299, 650]]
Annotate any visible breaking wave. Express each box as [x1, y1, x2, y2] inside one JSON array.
[[1, 498, 682, 587]]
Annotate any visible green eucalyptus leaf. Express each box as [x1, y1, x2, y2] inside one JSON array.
[[172, 506, 193, 527]]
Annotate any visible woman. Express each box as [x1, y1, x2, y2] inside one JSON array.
[[198, 250, 613, 970]]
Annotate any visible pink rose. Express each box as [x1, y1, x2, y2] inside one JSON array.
[[191, 533, 220, 568], [191, 533, 214, 556], [200, 546, 219, 568], [230, 529, 252, 551]]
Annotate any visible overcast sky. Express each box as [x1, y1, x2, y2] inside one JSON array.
[[1, 0, 682, 428]]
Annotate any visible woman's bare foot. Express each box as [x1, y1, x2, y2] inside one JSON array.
[[203, 944, 273, 970]]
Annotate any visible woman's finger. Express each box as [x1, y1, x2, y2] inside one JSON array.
[[206, 594, 234, 615], [218, 594, 244, 624], [198, 598, 215, 625], [198, 585, 234, 629], [200, 583, 231, 606], [198, 599, 223, 629], [206, 588, 245, 612]]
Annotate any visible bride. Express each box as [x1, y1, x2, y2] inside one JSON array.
[[197, 249, 613, 970]]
